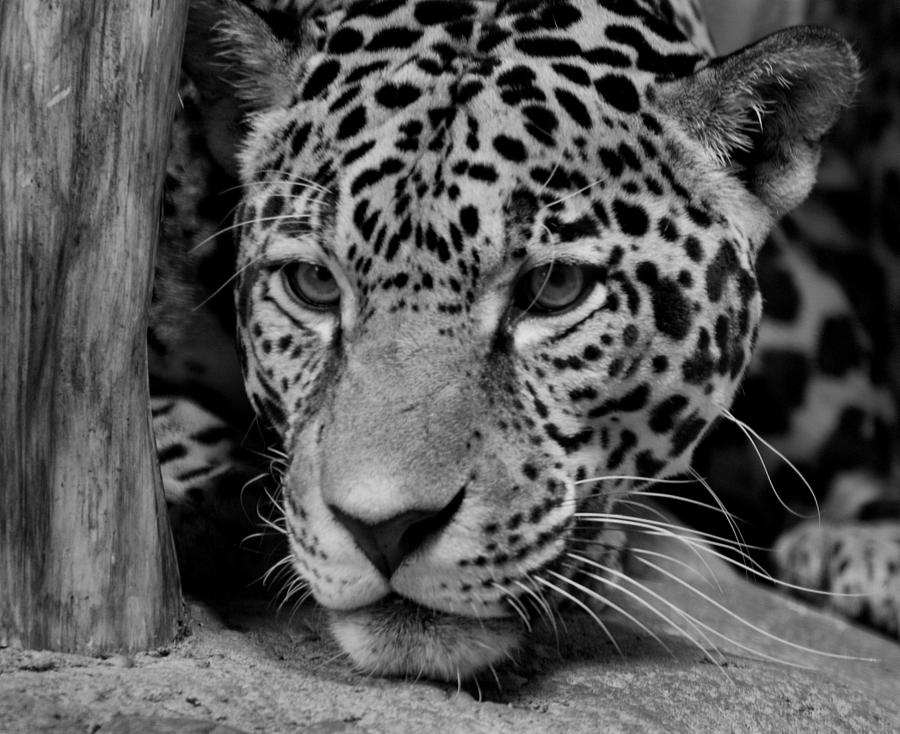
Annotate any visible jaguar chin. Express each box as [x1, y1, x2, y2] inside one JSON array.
[[328, 596, 523, 681]]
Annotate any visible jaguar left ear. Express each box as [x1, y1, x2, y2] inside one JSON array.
[[658, 26, 860, 218], [182, 0, 310, 174]]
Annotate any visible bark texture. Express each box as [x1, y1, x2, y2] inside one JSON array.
[[0, 0, 187, 652]]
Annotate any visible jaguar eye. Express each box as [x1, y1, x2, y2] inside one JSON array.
[[283, 262, 341, 310], [514, 262, 593, 315]]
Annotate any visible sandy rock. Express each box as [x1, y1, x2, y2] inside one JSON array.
[[2, 532, 897, 733]]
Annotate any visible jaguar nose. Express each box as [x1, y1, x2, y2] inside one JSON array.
[[328, 488, 465, 578]]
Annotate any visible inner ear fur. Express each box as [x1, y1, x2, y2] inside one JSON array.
[[182, 0, 308, 174], [659, 26, 860, 217]]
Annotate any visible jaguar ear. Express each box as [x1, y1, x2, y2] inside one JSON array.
[[182, 0, 309, 174], [659, 26, 859, 218]]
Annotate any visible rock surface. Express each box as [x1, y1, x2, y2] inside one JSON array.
[[2, 532, 898, 733]]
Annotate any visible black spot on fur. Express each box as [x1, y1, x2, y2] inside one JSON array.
[[346, 0, 405, 18], [683, 235, 702, 262], [366, 26, 424, 51], [460, 205, 479, 236], [192, 426, 232, 445], [552, 62, 591, 86], [497, 65, 546, 105], [494, 134, 528, 162], [375, 82, 422, 109], [731, 350, 810, 434], [605, 24, 700, 76], [613, 200, 649, 236], [818, 408, 893, 480], [817, 316, 864, 377], [302, 59, 341, 100], [468, 164, 498, 182], [158, 443, 187, 464], [583, 46, 631, 67], [650, 395, 689, 433], [415, 0, 477, 24], [515, 36, 582, 57], [681, 328, 715, 385], [607, 429, 637, 469], [328, 27, 364, 54], [670, 414, 706, 456], [337, 106, 368, 139], [544, 423, 593, 453], [686, 204, 712, 228], [477, 24, 512, 53], [261, 194, 285, 221], [456, 79, 484, 104], [706, 240, 740, 302], [570, 386, 598, 401], [588, 384, 649, 418], [598, 147, 623, 177], [635, 262, 692, 340], [554, 88, 592, 128], [351, 157, 404, 195], [522, 104, 558, 146], [714, 314, 745, 379], [623, 324, 639, 346], [595, 74, 640, 113], [658, 217, 679, 242], [343, 139, 376, 166], [541, 1, 581, 28], [288, 121, 312, 158], [758, 255, 800, 322], [858, 499, 900, 521], [635, 450, 665, 478], [346, 60, 389, 84]]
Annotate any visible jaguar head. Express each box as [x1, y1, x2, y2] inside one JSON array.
[[184, 0, 858, 679]]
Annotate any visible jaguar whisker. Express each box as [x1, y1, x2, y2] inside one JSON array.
[[633, 556, 874, 662], [187, 211, 314, 255], [718, 406, 821, 521], [563, 556, 727, 672], [534, 575, 623, 657], [572, 514, 723, 585], [551, 564, 675, 657], [687, 467, 751, 559], [511, 578, 558, 637], [629, 489, 747, 524], [574, 474, 698, 487], [576, 551, 832, 673], [573, 512, 755, 552], [496, 584, 533, 632], [190, 250, 268, 312]]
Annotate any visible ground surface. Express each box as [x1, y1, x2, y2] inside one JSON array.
[[2, 532, 898, 734]]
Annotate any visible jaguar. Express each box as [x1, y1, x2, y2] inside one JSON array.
[[149, 0, 900, 681]]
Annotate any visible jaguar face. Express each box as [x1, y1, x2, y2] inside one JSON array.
[[185, 0, 858, 679]]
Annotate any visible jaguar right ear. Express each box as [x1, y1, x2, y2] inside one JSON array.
[[658, 26, 859, 219], [182, 0, 311, 175]]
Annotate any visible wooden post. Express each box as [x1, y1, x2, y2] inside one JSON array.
[[0, 0, 187, 652]]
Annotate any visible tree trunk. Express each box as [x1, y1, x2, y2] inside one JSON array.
[[0, 0, 187, 652]]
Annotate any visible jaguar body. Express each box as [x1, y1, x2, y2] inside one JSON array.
[[150, 0, 899, 680]]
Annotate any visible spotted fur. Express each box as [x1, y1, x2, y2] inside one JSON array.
[[149, 0, 899, 679], [681, 0, 900, 638]]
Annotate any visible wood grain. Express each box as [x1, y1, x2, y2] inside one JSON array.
[[0, 0, 188, 652]]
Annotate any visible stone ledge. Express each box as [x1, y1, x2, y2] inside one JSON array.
[[2, 527, 898, 734]]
